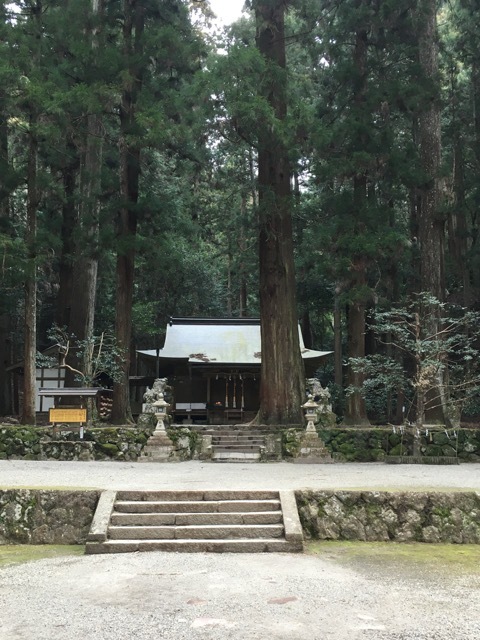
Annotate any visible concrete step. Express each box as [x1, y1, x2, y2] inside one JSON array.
[[217, 436, 265, 440], [114, 499, 281, 513], [212, 445, 262, 452], [108, 523, 285, 540], [110, 511, 283, 526], [86, 538, 304, 554], [211, 438, 264, 444], [116, 490, 278, 501], [212, 452, 261, 462]]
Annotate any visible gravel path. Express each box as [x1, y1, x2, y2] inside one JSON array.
[[1, 547, 479, 640], [0, 459, 479, 492]]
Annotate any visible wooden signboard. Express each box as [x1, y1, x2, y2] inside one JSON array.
[[49, 408, 87, 424]]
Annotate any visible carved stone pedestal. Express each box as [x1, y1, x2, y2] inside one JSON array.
[[138, 431, 174, 463], [293, 433, 334, 464]]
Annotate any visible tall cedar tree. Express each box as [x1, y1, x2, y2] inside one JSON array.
[[343, 2, 371, 426], [416, 0, 444, 301], [253, 0, 305, 425], [64, 0, 104, 387], [111, 0, 144, 423], [0, 1, 13, 414], [22, 1, 43, 424], [415, 0, 447, 424]]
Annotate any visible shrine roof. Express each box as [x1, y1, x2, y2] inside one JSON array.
[[138, 318, 332, 365]]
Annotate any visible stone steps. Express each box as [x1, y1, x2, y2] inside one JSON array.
[[210, 430, 266, 462], [211, 451, 261, 462], [86, 490, 303, 554], [110, 511, 283, 526], [114, 499, 281, 513], [108, 523, 285, 540]]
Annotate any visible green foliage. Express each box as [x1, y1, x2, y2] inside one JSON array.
[[40, 325, 125, 387], [348, 294, 480, 424]]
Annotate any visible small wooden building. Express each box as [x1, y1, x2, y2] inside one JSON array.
[[137, 318, 331, 424]]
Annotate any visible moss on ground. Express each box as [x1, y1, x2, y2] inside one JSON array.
[[0, 545, 85, 567], [306, 540, 480, 576]]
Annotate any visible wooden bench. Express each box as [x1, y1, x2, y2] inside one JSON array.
[[174, 402, 207, 423]]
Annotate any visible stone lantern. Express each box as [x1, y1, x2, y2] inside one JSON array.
[[302, 394, 319, 434], [152, 393, 169, 435]]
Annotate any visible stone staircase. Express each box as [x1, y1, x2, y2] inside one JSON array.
[[211, 430, 266, 462], [85, 490, 303, 554]]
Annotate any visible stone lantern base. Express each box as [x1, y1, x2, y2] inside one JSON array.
[[138, 421, 174, 463], [292, 432, 334, 464]]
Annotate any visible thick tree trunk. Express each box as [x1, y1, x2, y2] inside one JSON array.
[[64, 0, 104, 387], [334, 287, 343, 388], [64, 115, 102, 386], [21, 2, 42, 425], [254, 0, 305, 425], [55, 146, 78, 329], [111, 0, 144, 424], [239, 193, 248, 317], [416, 0, 446, 425], [343, 22, 371, 426], [0, 3, 11, 415], [343, 256, 371, 426], [417, 0, 444, 301], [22, 119, 38, 425]]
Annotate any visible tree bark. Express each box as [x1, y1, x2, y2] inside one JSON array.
[[64, 0, 104, 387], [254, 0, 305, 425], [0, 0, 11, 414], [343, 19, 371, 426], [416, 0, 444, 301], [111, 0, 144, 423], [22, 115, 38, 425], [21, 1, 42, 425], [55, 144, 78, 329], [415, 0, 446, 425]]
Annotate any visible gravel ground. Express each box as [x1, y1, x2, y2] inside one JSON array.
[[0, 547, 479, 640], [0, 459, 479, 492]]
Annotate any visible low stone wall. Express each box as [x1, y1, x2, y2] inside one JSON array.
[[317, 427, 480, 462], [296, 490, 480, 543], [1, 425, 480, 462], [0, 426, 154, 461], [0, 490, 99, 544]]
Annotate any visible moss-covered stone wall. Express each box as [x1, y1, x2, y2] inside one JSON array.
[[296, 490, 480, 543], [1, 424, 480, 462], [0, 490, 99, 544], [0, 426, 154, 461], [317, 427, 480, 462]]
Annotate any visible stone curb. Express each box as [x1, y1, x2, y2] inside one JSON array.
[[86, 490, 117, 542], [279, 490, 304, 544]]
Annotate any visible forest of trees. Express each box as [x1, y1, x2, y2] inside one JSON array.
[[1, 0, 480, 427]]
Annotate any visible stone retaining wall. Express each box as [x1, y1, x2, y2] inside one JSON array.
[[296, 490, 480, 543], [2, 489, 480, 546], [1, 425, 480, 462], [0, 426, 154, 461], [0, 490, 100, 544], [317, 427, 480, 462]]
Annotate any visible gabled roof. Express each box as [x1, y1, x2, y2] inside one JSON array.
[[138, 318, 332, 365]]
